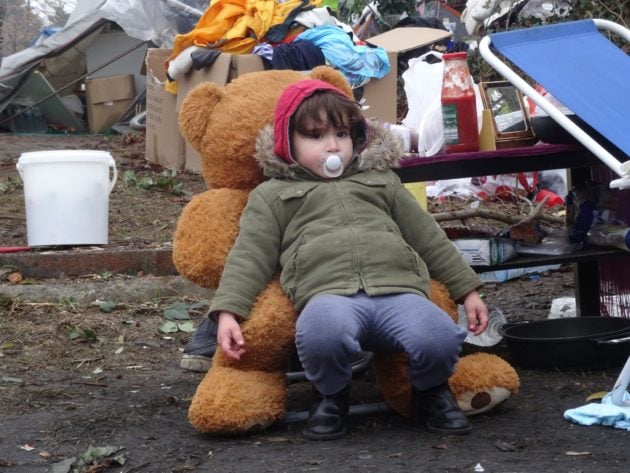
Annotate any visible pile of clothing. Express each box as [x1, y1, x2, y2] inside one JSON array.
[[165, 0, 390, 88]]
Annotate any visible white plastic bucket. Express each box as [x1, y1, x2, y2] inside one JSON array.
[[16, 150, 117, 246]]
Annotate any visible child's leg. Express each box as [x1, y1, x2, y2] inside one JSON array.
[[296, 292, 372, 440], [296, 293, 368, 395], [367, 293, 470, 434], [369, 293, 466, 390]]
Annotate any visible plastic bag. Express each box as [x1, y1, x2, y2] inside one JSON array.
[[403, 50, 485, 156], [100, 0, 209, 48], [401, 51, 444, 157]]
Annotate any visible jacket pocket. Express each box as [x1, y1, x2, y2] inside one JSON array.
[[280, 235, 306, 300], [385, 224, 423, 274]]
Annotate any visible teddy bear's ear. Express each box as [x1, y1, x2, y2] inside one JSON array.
[[178, 82, 226, 152], [310, 66, 354, 99]]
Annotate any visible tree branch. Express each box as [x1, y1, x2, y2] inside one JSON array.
[[432, 200, 564, 225]]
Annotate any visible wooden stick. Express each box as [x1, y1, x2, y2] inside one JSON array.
[[432, 203, 563, 225]]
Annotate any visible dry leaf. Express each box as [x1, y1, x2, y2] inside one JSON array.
[[585, 391, 608, 402], [8, 272, 23, 284], [431, 443, 448, 450], [494, 439, 522, 452], [566, 451, 591, 456]]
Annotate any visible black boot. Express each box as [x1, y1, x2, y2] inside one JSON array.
[[303, 385, 350, 440], [179, 317, 217, 372], [412, 383, 471, 435]]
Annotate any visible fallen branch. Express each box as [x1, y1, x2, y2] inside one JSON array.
[[74, 355, 104, 367], [432, 197, 564, 225], [521, 195, 547, 224]]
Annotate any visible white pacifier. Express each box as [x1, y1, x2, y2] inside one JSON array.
[[322, 154, 344, 178]]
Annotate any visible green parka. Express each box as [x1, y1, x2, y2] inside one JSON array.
[[209, 121, 482, 319]]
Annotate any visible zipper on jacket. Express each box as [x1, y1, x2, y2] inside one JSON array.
[[333, 182, 367, 289]]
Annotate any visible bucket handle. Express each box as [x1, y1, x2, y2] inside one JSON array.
[[108, 155, 118, 193], [16, 162, 24, 180]]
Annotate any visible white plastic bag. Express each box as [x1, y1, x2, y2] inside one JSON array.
[[402, 51, 445, 157], [100, 0, 208, 48]]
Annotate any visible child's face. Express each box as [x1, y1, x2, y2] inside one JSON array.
[[291, 112, 354, 179]]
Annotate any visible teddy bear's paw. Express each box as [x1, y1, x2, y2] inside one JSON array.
[[456, 387, 513, 416], [449, 352, 520, 416], [188, 366, 287, 434]]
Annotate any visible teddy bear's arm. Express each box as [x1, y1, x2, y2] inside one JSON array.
[[208, 190, 284, 320], [173, 188, 249, 288]]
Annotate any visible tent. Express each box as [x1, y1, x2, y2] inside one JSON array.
[[0, 0, 208, 132]]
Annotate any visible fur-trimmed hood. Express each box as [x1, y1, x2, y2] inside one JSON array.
[[255, 120, 404, 179]]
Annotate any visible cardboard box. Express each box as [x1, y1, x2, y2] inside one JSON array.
[[85, 74, 135, 134], [86, 31, 148, 100], [452, 238, 517, 266], [145, 49, 186, 169], [363, 27, 452, 123]]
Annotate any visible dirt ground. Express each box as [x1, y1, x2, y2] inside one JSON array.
[[1, 133, 629, 472]]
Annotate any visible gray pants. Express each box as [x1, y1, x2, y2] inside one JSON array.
[[295, 292, 467, 396]]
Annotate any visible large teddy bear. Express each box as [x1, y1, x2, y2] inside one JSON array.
[[172, 66, 520, 434]]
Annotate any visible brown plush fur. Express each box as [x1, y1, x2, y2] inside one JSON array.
[[172, 188, 248, 287], [188, 281, 297, 433], [173, 67, 519, 434]]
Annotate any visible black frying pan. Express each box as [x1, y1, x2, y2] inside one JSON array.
[[501, 317, 630, 369]]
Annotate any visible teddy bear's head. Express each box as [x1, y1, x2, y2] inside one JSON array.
[[178, 66, 354, 191]]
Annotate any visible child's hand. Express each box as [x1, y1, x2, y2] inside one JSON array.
[[462, 290, 488, 336], [217, 311, 246, 360]]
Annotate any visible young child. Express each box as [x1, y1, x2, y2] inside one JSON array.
[[209, 79, 488, 440]]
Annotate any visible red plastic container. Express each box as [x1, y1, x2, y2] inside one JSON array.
[[534, 189, 564, 208], [441, 52, 479, 153]]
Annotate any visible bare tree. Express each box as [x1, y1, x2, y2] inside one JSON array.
[[27, 0, 72, 27], [1, 1, 44, 57], [0, 0, 74, 59]]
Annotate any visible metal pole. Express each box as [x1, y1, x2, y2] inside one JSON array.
[[0, 40, 147, 127]]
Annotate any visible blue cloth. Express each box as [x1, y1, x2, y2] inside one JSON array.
[[295, 25, 390, 87], [564, 391, 630, 431]]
